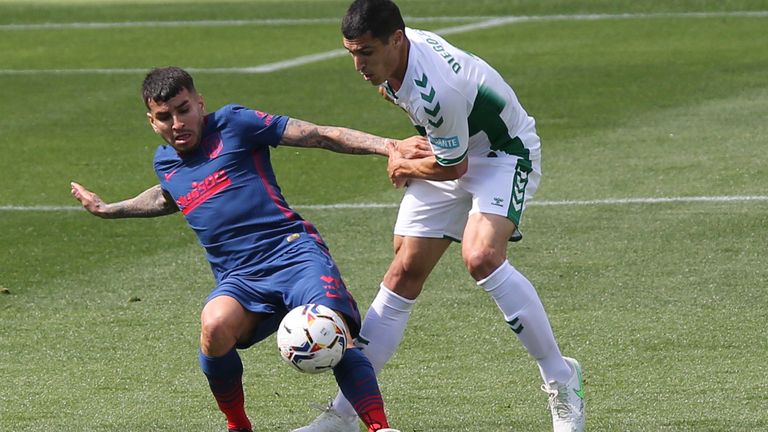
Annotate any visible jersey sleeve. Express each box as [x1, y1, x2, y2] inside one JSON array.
[[217, 104, 289, 151], [422, 86, 470, 166]]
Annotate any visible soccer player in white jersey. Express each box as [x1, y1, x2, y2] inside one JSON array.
[[294, 1, 585, 431]]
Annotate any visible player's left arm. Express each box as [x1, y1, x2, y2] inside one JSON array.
[[386, 146, 468, 187], [279, 118, 430, 157], [387, 88, 470, 187]]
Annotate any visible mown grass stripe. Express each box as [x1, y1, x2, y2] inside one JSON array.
[[2, 11, 766, 75], [1, 11, 766, 31], [4, 195, 766, 212]]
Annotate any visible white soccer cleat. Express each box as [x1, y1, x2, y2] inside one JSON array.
[[542, 357, 586, 432], [291, 403, 358, 432], [377, 429, 401, 432]]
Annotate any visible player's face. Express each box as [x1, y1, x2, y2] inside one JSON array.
[[146, 88, 206, 154], [343, 30, 405, 86]]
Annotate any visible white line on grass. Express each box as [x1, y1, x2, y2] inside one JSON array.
[[1, 11, 766, 31], [0, 18, 512, 76], [0, 16, 489, 31], [1, 11, 766, 76], [4, 196, 767, 212]]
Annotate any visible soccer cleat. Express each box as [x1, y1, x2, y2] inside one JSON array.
[[541, 357, 585, 432], [291, 403, 358, 432], [227, 429, 252, 432], [376, 429, 401, 432], [509, 227, 523, 242]]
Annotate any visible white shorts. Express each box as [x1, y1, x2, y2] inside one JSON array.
[[393, 154, 541, 241]]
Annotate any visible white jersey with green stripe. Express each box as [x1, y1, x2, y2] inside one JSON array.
[[384, 27, 540, 166]]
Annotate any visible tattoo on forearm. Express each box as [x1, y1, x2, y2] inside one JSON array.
[[283, 119, 389, 156], [108, 185, 178, 218]]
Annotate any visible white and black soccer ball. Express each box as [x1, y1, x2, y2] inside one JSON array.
[[276, 304, 348, 374]]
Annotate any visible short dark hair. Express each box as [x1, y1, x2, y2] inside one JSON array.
[[141, 66, 196, 109], [342, 0, 405, 42]]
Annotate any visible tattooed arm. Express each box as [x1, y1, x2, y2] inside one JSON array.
[[280, 118, 411, 156], [70, 181, 178, 219]]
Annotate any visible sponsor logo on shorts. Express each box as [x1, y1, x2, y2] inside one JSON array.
[[320, 275, 343, 299], [492, 197, 505, 207], [428, 135, 460, 149]]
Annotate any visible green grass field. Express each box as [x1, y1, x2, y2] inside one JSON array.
[[1, 1, 767, 431]]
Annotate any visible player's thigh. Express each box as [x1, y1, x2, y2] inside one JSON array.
[[277, 242, 363, 338], [462, 155, 541, 228], [461, 212, 518, 279], [460, 155, 541, 278], [204, 240, 359, 347], [383, 235, 452, 299], [394, 178, 471, 241]]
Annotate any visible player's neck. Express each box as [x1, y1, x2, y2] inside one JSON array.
[[387, 37, 410, 92]]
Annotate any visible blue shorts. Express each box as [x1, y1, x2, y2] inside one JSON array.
[[207, 234, 361, 348]]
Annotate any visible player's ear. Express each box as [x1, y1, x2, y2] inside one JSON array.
[[198, 93, 206, 112], [391, 29, 405, 47], [147, 113, 160, 134]]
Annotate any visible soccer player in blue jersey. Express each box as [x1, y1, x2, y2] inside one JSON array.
[[70, 66, 417, 432]]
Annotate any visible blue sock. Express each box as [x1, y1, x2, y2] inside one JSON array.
[[332, 348, 388, 429], [199, 348, 251, 430]]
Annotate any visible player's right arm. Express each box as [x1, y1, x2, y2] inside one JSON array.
[[280, 118, 431, 158], [70, 182, 178, 219]]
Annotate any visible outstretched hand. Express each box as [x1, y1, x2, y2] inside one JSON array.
[[395, 135, 431, 159], [70, 181, 109, 218]]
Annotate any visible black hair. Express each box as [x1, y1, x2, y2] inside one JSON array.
[[141, 66, 196, 109], [342, 0, 405, 42]]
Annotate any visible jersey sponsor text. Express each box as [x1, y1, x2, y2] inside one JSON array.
[[176, 169, 231, 215]]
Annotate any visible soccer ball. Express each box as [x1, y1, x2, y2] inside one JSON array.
[[276, 304, 348, 374]]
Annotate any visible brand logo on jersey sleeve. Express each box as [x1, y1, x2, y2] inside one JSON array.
[[163, 169, 178, 181], [428, 135, 460, 149], [253, 110, 274, 125], [176, 169, 231, 215]]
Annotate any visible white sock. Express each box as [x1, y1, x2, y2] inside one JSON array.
[[333, 283, 416, 417], [478, 261, 571, 384]]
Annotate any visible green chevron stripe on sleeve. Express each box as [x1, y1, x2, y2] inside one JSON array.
[[428, 116, 444, 128], [424, 102, 441, 117], [421, 87, 436, 103], [414, 73, 428, 87], [435, 148, 468, 166]]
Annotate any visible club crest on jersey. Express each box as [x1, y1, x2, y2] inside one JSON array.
[[428, 135, 460, 149], [176, 169, 231, 215], [203, 134, 224, 159]]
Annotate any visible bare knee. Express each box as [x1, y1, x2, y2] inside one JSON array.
[[384, 253, 429, 299], [200, 312, 234, 356], [384, 236, 451, 300], [463, 247, 505, 281], [200, 296, 263, 357]]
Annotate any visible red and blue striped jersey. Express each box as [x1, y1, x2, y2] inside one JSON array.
[[153, 104, 323, 282]]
